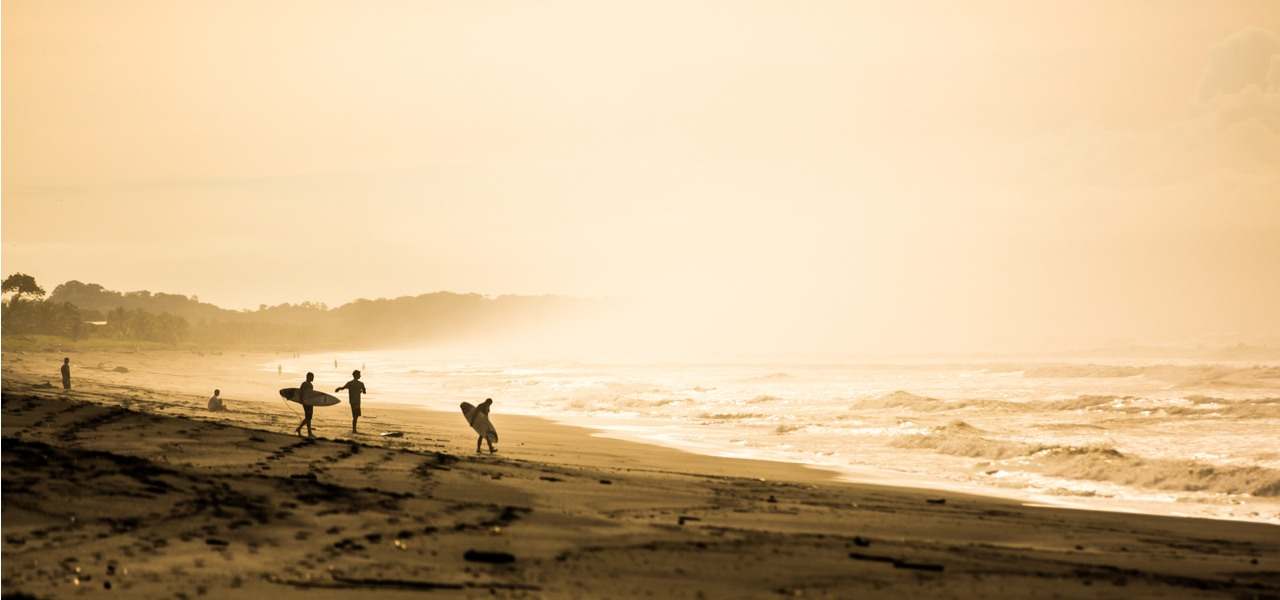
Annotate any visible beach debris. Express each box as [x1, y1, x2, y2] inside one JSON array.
[[598, 479, 613, 485], [893, 560, 944, 572], [205, 538, 229, 547], [678, 516, 702, 526], [539, 476, 563, 482], [32, 382, 54, 389], [333, 539, 366, 552], [847, 551, 894, 565], [849, 552, 944, 572], [926, 498, 946, 505], [464, 550, 516, 564], [766, 495, 778, 503], [380, 431, 405, 438], [853, 536, 871, 547]]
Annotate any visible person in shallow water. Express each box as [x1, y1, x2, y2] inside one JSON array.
[[60, 357, 71, 390], [294, 372, 316, 438], [335, 370, 367, 433], [207, 389, 223, 411]]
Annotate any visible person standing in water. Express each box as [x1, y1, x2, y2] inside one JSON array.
[[335, 370, 367, 433], [60, 358, 71, 390], [294, 372, 316, 438]]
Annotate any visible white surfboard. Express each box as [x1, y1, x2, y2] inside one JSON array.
[[279, 387, 341, 407], [460, 401, 498, 445]]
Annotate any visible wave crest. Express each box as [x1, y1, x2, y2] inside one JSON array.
[[893, 422, 1280, 497]]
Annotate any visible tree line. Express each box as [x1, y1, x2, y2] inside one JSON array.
[[2, 274, 599, 349]]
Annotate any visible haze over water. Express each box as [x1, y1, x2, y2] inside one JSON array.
[[281, 350, 1280, 524]]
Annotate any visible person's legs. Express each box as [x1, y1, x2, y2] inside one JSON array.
[[486, 437, 496, 454], [296, 405, 314, 436], [476, 435, 483, 453]]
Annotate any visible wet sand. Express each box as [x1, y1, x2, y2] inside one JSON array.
[[2, 350, 1278, 598]]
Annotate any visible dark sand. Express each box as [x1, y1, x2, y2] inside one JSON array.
[[2, 350, 1278, 598]]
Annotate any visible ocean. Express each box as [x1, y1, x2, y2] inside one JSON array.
[[274, 351, 1280, 523]]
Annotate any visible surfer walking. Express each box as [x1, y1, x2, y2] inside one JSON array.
[[335, 370, 367, 434], [294, 372, 316, 438], [462, 398, 498, 454], [60, 357, 71, 390]]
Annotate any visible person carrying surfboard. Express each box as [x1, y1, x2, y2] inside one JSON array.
[[294, 372, 316, 438], [335, 370, 367, 434], [460, 398, 498, 454]]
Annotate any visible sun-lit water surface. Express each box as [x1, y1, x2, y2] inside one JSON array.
[[273, 351, 1280, 524]]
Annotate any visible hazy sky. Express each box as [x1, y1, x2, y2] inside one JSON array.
[[4, 1, 1279, 354]]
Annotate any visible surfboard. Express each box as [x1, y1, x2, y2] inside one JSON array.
[[279, 387, 341, 407], [460, 401, 498, 445]]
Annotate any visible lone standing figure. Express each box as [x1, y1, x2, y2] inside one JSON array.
[[335, 370, 367, 433], [60, 358, 71, 390]]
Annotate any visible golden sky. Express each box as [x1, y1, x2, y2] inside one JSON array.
[[4, 1, 1279, 354]]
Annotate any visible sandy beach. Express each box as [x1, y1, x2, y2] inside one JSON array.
[[2, 350, 1278, 598]]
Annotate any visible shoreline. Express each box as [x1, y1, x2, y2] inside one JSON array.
[[9, 348, 1280, 522], [3, 350, 1279, 597]]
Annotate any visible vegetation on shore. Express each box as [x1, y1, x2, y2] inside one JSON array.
[[2, 274, 599, 351]]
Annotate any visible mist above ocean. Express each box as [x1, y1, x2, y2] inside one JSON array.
[[280, 352, 1280, 523]]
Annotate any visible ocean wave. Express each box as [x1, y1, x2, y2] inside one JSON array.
[[854, 389, 1280, 419], [1021, 364, 1280, 388], [1043, 394, 1280, 419], [1022, 365, 1143, 378], [1033, 448, 1280, 498], [854, 391, 945, 410], [699, 412, 766, 421], [893, 421, 1280, 497], [744, 372, 793, 382], [891, 420, 1030, 459]]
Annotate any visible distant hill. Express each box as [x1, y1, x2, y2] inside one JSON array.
[[38, 280, 603, 349], [48, 281, 232, 322]]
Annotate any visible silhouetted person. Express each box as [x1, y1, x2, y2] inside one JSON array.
[[208, 389, 223, 411], [336, 370, 367, 433], [333, 359, 338, 369], [294, 372, 316, 438], [475, 398, 495, 453], [60, 358, 71, 390], [278, 364, 282, 376]]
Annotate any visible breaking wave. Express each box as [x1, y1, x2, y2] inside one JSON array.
[[856, 391, 1280, 419], [893, 421, 1280, 497]]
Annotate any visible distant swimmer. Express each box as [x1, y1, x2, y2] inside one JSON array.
[[335, 370, 367, 433], [60, 358, 71, 390], [294, 372, 316, 438], [460, 398, 498, 454], [208, 389, 224, 411]]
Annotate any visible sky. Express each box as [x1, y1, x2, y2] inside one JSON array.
[[4, 1, 1280, 355]]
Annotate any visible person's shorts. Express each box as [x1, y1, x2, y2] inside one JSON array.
[[350, 400, 361, 417]]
